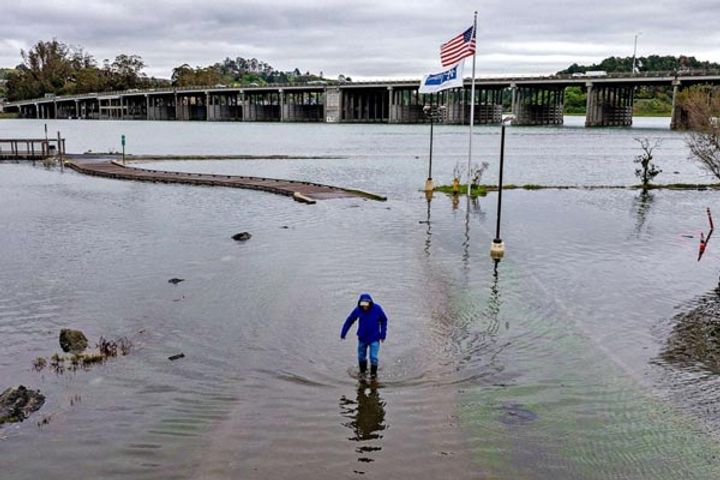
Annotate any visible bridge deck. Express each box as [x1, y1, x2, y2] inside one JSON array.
[[66, 160, 386, 204]]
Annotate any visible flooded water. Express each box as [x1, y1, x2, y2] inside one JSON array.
[[2, 117, 720, 479]]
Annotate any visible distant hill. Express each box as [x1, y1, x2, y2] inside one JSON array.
[[558, 55, 720, 75]]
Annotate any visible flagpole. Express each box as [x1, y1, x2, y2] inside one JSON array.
[[466, 11, 478, 197]]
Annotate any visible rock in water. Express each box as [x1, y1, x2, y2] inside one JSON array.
[[59, 328, 88, 353], [168, 278, 185, 285], [232, 232, 252, 242], [0, 386, 45, 424]]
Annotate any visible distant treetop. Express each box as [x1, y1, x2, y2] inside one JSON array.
[[557, 55, 720, 75]]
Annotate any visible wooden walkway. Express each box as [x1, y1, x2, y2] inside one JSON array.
[[66, 160, 386, 204]]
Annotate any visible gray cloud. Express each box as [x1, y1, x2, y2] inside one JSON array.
[[1, 0, 718, 80]]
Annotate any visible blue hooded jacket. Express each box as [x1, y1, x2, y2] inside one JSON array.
[[341, 293, 388, 343]]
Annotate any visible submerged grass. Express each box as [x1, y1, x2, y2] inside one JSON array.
[[435, 182, 720, 196]]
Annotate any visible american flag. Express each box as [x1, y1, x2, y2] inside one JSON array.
[[440, 26, 476, 67]]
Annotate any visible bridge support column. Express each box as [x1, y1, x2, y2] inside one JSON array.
[[510, 84, 517, 118], [466, 87, 503, 125], [388, 88, 423, 123], [243, 92, 281, 122], [206, 92, 210, 121], [585, 84, 634, 127], [324, 87, 342, 123], [209, 92, 242, 121], [282, 91, 323, 122], [670, 81, 683, 130], [340, 88, 388, 122], [514, 86, 564, 126]]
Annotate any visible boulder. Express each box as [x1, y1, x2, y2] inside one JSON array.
[[0, 386, 45, 424], [59, 328, 88, 353], [232, 232, 252, 241]]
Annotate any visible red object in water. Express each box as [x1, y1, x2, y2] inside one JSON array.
[[698, 208, 714, 261]]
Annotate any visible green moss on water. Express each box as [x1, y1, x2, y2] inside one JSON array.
[[434, 184, 488, 197]]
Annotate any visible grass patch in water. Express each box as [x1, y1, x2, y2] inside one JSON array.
[[434, 184, 488, 197]]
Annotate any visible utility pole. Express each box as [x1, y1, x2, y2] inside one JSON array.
[[632, 32, 642, 76]]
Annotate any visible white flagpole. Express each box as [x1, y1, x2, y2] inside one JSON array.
[[466, 11, 478, 197]]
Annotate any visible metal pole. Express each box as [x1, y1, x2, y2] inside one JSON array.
[[495, 125, 506, 241], [490, 123, 507, 259], [428, 114, 434, 180], [467, 11, 478, 196], [57, 131, 64, 172]]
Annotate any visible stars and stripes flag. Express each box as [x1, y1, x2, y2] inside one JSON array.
[[440, 26, 476, 67]]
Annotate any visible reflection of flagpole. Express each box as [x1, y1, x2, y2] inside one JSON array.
[[466, 11, 478, 197]]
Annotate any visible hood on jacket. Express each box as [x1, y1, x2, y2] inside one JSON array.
[[358, 293, 374, 307]]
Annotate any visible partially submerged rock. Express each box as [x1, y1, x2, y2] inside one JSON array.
[[0, 386, 45, 424], [498, 403, 538, 425], [59, 328, 88, 353], [232, 232, 252, 242]]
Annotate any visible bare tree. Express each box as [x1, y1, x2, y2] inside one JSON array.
[[679, 85, 720, 179], [633, 137, 662, 189]]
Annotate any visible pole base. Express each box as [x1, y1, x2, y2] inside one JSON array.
[[490, 239, 505, 260], [424, 178, 434, 192]]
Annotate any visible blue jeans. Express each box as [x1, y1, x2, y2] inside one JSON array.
[[358, 340, 380, 366]]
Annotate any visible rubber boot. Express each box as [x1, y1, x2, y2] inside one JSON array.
[[359, 360, 368, 375], [370, 364, 378, 378]]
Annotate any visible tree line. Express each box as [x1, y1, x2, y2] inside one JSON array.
[[558, 55, 720, 75], [558, 55, 720, 116], [2, 39, 341, 101]]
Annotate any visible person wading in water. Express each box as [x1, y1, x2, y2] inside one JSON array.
[[341, 293, 388, 378]]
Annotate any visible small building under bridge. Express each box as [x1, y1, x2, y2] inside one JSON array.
[[4, 71, 720, 129]]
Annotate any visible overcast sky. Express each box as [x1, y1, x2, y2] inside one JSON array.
[[1, 0, 718, 80]]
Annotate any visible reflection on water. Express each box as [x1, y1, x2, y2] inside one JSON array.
[[633, 190, 655, 235], [339, 382, 387, 467], [423, 191, 432, 256], [485, 259, 502, 330]]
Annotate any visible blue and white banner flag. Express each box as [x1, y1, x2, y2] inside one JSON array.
[[418, 61, 464, 94]]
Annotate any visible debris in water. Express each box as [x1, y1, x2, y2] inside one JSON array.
[[232, 232, 252, 241], [168, 353, 185, 361], [498, 403, 538, 425], [168, 278, 185, 284], [32, 357, 47, 371], [0, 386, 45, 424], [59, 328, 89, 353]]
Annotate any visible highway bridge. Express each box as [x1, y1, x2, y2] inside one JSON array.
[[4, 70, 719, 128]]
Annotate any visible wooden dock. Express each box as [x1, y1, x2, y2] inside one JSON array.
[[0, 138, 66, 160], [66, 160, 386, 204]]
